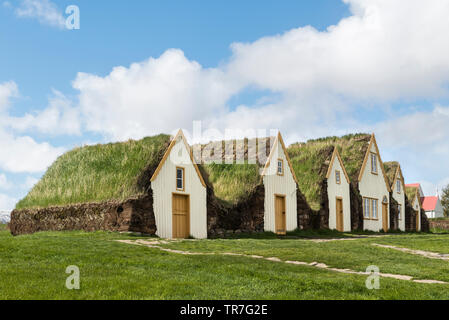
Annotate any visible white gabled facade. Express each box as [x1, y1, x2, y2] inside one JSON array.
[[150, 130, 207, 239], [262, 133, 298, 234], [326, 149, 351, 232], [390, 166, 406, 231], [358, 134, 391, 232], [411, 194, 421, 231]]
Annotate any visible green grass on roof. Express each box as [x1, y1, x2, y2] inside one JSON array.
[[16, 134, 171, 210], [287, 133, 371, 211], [201, 162, 261, 205], [198, 137, 272, 205], [405, 186, 418, 203], [383, 161, 400, 186], [288, 142, 334, 211]]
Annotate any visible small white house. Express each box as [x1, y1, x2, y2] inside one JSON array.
[[422, 196, 444, 219], [261, 133, 298, 235], [150, 130, 208, 239], [326, 148, 351, 232], [358, 134, 392, 232], [384, 162, 406, 231], [406, 184, 422, 231]]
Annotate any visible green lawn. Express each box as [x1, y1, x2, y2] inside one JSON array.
[[1, 225, 449, 300]]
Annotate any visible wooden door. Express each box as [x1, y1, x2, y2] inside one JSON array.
[[382, 203, 388, 232], [336, 198, 344, 232], [172, 194, 190, 239], [275, 195, 286, 235]]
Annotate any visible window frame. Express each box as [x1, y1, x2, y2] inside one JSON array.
[[176, 166, 185, 192], [277, 158, 284, 176], [370, 153, 378, 174], [398, 204, 402, 220], [363, 197, 379, 220], [335, 170, 341, 185], [397, 179, 401, 194]]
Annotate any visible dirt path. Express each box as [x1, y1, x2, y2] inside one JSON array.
[[373, 243, 449, 261], [116, 239, 448, 285]]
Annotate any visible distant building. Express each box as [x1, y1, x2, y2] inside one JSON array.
[[421, 195, 444, 219]]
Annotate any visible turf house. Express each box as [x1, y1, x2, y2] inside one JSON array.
[[383, 161, 406, 231], [287, 141, 351, 232], [198, 132, 307, 235], [405, 184, 423, 232]]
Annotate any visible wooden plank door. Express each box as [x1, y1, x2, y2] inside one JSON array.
[[382, 203, 388, 232], [336, 198, 344, 232], [172, 194, 190, 239], [275, 195, 286, 235]]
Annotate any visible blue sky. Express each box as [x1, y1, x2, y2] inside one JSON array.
[[0, 0, 448, 210]]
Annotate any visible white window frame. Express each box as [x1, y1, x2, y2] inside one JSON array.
[[397, 180, 401, 193], [335, 170, 341, 185], [176, 167, 185, 191]]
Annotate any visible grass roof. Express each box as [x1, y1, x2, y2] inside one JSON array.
[[287, 133, 371, 211], [383, 161, 400, 187], [198, 137, 273, 205], [405, 186, 418, 203], [287, 142, 334, 211], [16, 134, 171, 210]]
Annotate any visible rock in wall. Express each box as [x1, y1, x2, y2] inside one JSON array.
[[210, 184, 265, 236], [349, 182, 364, 230], [297, 188, 315, 230], [405, 197, 416, 232], [420, 209, 430, 232], [9, 195, 156, 236]]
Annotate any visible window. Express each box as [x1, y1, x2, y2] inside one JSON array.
[[176, 167, 184, 191], [372, 199, 378, 219], [277, 159, 284, 176], [398, 204, 402, 220], [397, 180, 401, 193], [364, 198, 371, 219], [363, 198, 379, 220], [335, 170, 341, 184], [371, 153, 378, 174]]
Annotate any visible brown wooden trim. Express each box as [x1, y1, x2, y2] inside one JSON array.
[[261, 132, 299, 185], [176, 166, 185, 192], [151, 129, 206, 188], [358, 134, 392, 193], [325, 148, 350, 184]]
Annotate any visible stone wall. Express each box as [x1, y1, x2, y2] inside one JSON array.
[[429, 219, 449, 230], [349, 182, 364, 231], [9, 194, 156, 236]]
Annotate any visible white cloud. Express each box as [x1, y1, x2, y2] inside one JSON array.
[[0, 130, 64, 173], [0, 82, 65, 173], [8, 90, 81, 136], [227, 0, 449, 101], [0, 81, 18, 111], [0, 193, 16, 211], [0, 174, 11, 190], [15, 0, 65, 29], [73, 49, 238, 141]]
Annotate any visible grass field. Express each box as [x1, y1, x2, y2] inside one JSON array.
[[1, 224, 449, 300]]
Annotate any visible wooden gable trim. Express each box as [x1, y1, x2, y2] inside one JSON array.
[[357, 134, 391, 192], [326, 148, 350, 184], [392, 164, 406, 193], [150, 129, 206, 188], [261, 132, 299, 185]]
